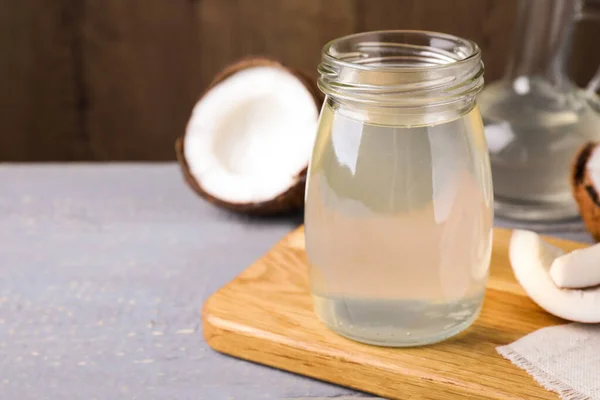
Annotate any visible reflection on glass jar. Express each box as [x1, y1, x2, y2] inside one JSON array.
[[304, 30, 494, 347]]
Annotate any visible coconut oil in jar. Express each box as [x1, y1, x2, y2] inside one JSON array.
[[305, 31, 494, 347]]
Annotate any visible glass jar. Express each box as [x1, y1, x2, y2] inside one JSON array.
[[478, 0, 600, 222], [304, 30, 494, 347]]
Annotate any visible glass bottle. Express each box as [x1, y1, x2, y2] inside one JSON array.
[[478, 0, 600, 222], [304, 31, 493, 347]]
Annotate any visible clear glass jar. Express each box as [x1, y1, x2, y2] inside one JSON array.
[[478, 0, 600, 222], [304, 31, 494, 347]]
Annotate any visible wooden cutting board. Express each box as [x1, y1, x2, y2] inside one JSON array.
[[203, 227, 587, 399]]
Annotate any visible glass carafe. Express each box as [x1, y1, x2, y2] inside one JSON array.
[[304, 31, 493, 347], [478, 0, 600, 222]]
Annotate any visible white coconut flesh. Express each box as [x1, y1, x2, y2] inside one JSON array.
[[509, 229, 600, 323], [183, 66, 319, 204], [550, 244, 600, 289]]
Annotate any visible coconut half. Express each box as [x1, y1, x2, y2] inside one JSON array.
[[509, 229, 600, 323], [176, 57, 323, 215], [572, 142, 600, 241]]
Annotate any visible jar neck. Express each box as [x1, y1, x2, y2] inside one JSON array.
[[317, 31, 484, 117], [504, 0, 580, 87], [325, 96, 478, 128]]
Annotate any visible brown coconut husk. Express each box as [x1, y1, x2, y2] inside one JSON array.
[[572, 142, 600, 241]]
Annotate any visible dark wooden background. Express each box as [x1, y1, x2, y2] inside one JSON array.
[[2, 0, 599, 161]]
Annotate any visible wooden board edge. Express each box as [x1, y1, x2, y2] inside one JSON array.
[[200, 225, 587, 399], [202, 289, 533, 400], [203, 305, 513, 399]]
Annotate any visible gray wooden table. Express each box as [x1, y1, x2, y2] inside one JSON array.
[[0, 164, 593, 400]]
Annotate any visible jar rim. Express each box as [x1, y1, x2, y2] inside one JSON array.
[[317, 29, 484, 108], [321, 29, 481, 72]]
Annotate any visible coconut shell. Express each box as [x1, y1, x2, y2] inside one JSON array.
[[175, 137, 307, 216], [572, 142, 600, 242], [175, 56, 323, 216]]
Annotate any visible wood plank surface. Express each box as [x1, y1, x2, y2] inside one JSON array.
[[3, 0, 600, 161], [196, 0, 356, 87], [203, 227, 587, 399], [0, 0, 87, 161], [359, 0, 518, 83], [82, 0, 204, 161]]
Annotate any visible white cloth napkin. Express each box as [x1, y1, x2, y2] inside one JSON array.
[[497, 323, 600, 400]]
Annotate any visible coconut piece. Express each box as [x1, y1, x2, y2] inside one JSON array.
[[550, 244, 600, 289], [176, 57, 323, 215], [509, 229, 600, 323], [572, 142, 600, 241]]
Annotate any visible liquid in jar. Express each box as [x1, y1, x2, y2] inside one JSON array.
[[304, 101, 494, 346]]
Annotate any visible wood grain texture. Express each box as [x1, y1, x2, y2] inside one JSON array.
[[2, 0, 599, 161], [82, 0, 204, 160], [195, 0, 356, 85], [203, 227, 589, 400], [358, 0, 518, 82], [0, 0, 88, 161]]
